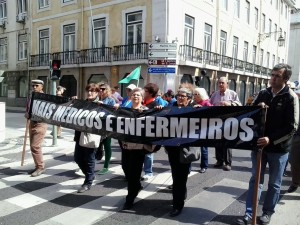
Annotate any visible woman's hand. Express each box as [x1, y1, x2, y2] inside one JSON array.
[[155, 105, 163, 110]]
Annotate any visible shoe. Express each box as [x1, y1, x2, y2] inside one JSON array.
[[122, 202, 134, 210], [259, 213, 271, 225], [31, 168, 45, 177], [169, 209, 182, 217], [140, 174, 153, 181], [287, 184, 298, 193], [75, 169, 85, 177], [235, 215, 252, 225], [98, 168, 110, 175], [214, 161, 223, 168], [77, 184, 91, 193], [167, 184, 173, 190], [200, 168, 207, 173], [28, 168, 37, 175], [223, 164, 231, 171]]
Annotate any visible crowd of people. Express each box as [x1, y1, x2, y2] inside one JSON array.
[[24, 63, 300, 224]]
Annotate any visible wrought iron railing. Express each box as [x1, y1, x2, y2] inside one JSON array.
[[80, 47, 112, 63], [113, 43, 148, 61]]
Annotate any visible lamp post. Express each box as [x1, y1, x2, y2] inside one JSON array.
[[258, 31, 285, 46]]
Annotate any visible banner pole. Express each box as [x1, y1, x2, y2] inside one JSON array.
[[251, 108, 267, 225], [21, 119, 30, 166]]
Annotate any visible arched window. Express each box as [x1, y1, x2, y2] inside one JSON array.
[[88, 74, 108, 84], [0, 74, 7, 97], [239, 81, 246, 105], [249, 82, 255, 95], [18, 76, 28, 97], [181, 74, 193, 84], [199, 76, 211, 94], [229, 79, 236, 91], [59, 75, 77, 97]]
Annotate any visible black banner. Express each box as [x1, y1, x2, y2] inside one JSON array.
[[30, 93, 265, 149]]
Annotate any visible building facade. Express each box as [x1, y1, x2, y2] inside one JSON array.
[[0, 0, 296, 106]]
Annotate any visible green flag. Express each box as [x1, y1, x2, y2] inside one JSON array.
[[118, 66, 141, 84]]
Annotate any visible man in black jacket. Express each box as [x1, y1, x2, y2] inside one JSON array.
[[236, 64, 299, 225]]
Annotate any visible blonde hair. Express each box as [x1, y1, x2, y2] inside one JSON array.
[[194, 87, 210, 100]]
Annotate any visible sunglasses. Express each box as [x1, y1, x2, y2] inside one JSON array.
[[193, 93, 200, 95], [100, 88, 106, 91]]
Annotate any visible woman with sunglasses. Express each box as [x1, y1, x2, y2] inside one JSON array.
[[74, 83, 100, 193], [97, 83, 116, 175], [193, 88, 213, 174]]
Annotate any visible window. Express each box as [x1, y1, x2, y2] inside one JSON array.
[[280, 0, 283, 15], [259, 49, 264, 66], [249, 82, 254, 96], [18, 76, 28, 97], [0, 74, 7, 97], [232, 36, 238, 59], [252, 45, 257, 64], [0, 1, 7, 19], [18, 34, 27, 60], [239, 81, 246, 105], [59, 75, 77, 97], [126, 11, 143, 54], [272, 54, 275, 67], [38, 0, 49, 9], [274, 24, 277, 41], [184, 15, 194, 46], [39, 29, 49, 64], [262, 14, 266, 33], [254, 7, 258, 29], [204, 23, 212, 60], [93, 18, 106, 48], [234, 0, 240, 18], [229, 79, 236, 91], [266, 52, 270, 68], [222, 0, 228, 10], [277, 56, 280, 63], [245, 1, 250, 24], [243, 41, 248, 61], [0, 37, 7, 62], [220, 30, 227, 55], [181, 74, 193, 84], [63, 24, 76, 61], [269, 19, 272, 35], [276, 0, 278, 9], [63, 0, 74, 3], [17, 0, 27, 14], [285, 5, 288, 18]]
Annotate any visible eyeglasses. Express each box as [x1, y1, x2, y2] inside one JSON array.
[[271, 74, 283, 79], [100, 88, 106, 91], [132, 93, 142, 97], [177, 95, 187, 98]]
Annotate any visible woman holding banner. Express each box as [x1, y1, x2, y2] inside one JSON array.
[[121, 88, 157, 210], [97, 83, 116, 175], [164, 87, 195, 217], [74, 83, 100, 193]]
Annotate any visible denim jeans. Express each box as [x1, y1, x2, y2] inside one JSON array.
[[245, 150, 288, 218], [144, 153, 153, 175], [200, 147, 208, 169]]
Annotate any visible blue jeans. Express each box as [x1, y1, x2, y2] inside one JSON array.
[[144, 153, 153, 175], [245, 151, 288, 218], [200, 147, 208, 169]]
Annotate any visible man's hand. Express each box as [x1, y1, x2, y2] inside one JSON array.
[[257, 137, 270, 148], [258, 102, 269, 108]]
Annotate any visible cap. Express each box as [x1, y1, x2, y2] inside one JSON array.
[[126, 84, 137, 90], [31, 79, 44, 85]]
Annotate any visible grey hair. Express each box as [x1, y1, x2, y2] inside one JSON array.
[[273, 63, 292, 81], [194, 87, 210, 100], [177, 87, 193, 99]]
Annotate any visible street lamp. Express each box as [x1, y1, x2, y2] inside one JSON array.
[[258, 31, 285, 47]]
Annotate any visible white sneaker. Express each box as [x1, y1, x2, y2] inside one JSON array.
[[75, 169, 85, 177], [141, 174, 153, 181]]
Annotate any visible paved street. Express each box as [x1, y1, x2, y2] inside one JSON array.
[[0, 109, 299, 225]]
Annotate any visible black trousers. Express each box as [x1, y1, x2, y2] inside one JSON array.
[[123, 149, 146, 204], [215, 147, 232, 165], [166, 148, 190, 210]]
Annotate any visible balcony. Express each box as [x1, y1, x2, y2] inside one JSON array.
[[29, 43, 271, 77]]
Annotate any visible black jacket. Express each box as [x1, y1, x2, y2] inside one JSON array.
[[253, 85, 299, 153]]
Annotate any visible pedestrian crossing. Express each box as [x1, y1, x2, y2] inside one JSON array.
[[0, 151, 299, 225]]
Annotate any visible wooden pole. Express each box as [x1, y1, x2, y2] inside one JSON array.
[[251, 148, 263, 225], [21, 119, 30, 166]]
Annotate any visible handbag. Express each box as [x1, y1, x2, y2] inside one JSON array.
[[79, 132, 101, 149], [180, 146, 201, 163]]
